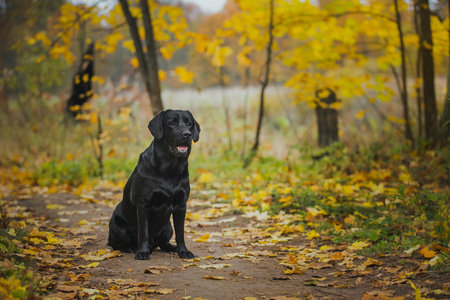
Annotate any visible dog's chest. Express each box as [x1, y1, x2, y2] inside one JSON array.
[[147, 179, 188, 212], [132, 168, 189, 212]]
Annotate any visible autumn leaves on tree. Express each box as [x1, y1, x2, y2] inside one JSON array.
[[4, 0, 450, 149]]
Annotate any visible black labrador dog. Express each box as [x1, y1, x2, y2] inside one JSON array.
[[108, 110, 200, 260]]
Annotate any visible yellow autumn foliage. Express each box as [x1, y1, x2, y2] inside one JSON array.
[[0, 275, 27, 300]]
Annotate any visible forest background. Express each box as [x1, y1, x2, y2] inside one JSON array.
[[0, 0, 449, 299]]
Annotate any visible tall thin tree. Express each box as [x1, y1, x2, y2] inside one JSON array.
[[244, 0, 274, 167], [439, 0, 450, 144], [393, 0, 414, 147], [413, 3, 424, 139], [119, 0, 163, 116], [417, 0, 438, 147]]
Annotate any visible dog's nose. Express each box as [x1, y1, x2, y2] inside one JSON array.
[[182, 130, 192, 138]]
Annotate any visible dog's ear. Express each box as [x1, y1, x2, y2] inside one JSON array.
[[148, 110, 165, 139], [187, 110, 201, 142]]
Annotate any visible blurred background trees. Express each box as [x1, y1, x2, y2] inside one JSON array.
[[0, 0, 449, 166]]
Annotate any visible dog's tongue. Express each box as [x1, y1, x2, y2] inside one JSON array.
[[177, 146, 188, 152]]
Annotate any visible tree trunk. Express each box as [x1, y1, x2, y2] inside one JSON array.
[[418, 0, 438, 147], [241, 67, 250, 159], [394, 0, 414, 147], [139, 0, 163, 115], [413, 3, 424, 139], [315, 89, 339, 148], [244, 0, 274, 167], [119, 0, 163, 116], [251, 0, 273, 152], [0, 80, 8, 111], [439, 1, 450, 144]]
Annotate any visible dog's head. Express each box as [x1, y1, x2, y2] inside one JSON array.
[[148, 110, 200, 157]]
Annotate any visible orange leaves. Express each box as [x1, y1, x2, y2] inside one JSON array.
[[419, 246, 436, 259], [283, 266, 304, 275], [432, 243, 450, 255], [66, 272, 90, 282], [404, 244, 446, 265]]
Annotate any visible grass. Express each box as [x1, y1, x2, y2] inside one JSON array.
[[0, 89, 449, 275]]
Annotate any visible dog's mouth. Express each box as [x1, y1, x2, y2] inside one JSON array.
[[170, 144, 189, 154]]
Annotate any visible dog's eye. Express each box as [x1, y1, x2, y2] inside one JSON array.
[[186, 121, 192, 127], [167, 120, 176, 126]]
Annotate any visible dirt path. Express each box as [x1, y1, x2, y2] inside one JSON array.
[[5, 182, 448, 300]]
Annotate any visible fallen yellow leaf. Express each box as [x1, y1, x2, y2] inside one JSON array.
[[349, 241, 370, 251], [306, 230, 320, 239], [80, 262, 99, 268], [198, 263, 232, 269], [194, 233, 210, 242], [203, 275, 225, 280], [143, 288, 175, 294], [283, 266, 304, 275], [344, 214, 357, 226], [356, 109, 366, 119], [46, 204, 66, 210], [198, 172, 213, 183]]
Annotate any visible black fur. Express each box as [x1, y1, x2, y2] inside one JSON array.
[[108, 110, 200, 260]]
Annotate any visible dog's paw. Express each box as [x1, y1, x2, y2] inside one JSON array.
[[178, 249, 195, 259], [135, 251, 150, 260]]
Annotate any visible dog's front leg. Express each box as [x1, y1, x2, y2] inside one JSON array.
[[173, 210, 194, 259], [135, 206, 151, 260]]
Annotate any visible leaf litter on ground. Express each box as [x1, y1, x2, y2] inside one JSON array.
[[0, 148, 449, 299]]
